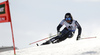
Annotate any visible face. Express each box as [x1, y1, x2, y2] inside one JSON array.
[[66, 20, 71, 23], [65, 18, 71, 23]]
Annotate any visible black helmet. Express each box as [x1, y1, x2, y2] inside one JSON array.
[[65, 13, 73, 21]]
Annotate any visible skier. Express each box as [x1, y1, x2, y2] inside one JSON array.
[[41, 13, 82, 45]]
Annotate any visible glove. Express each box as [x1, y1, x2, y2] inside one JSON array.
[[76, 35, 81, 40], [57, 32, 61, 36]]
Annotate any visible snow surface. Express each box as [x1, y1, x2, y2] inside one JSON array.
[[0, 37, 100, 55]]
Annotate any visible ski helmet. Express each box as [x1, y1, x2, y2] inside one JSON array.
[[64, 13, 73, 21]]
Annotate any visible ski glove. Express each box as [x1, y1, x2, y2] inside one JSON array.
[[57, 32, 61, 36], [76, 35, 81, 40]]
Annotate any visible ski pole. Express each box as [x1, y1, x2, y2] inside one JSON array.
[[80, 36, 96, 39], [29, 34, 56, 45]]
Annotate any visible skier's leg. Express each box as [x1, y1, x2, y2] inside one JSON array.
[[41, 40, 51, 45], [67, 31, 74, 38], [52, 28, 69, 43], [41, 36, 59, 45], [53, 35, 68, 43]]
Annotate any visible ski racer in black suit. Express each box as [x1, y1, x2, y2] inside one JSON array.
[[41, 13, 82, 45]]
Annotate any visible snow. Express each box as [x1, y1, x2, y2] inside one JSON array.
[[0, 37, 100, 55]]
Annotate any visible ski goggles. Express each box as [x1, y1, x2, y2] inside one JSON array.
[[65, 18, 71, 21]]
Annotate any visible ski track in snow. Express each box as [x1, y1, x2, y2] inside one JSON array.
[[0, 38, 100, 55]]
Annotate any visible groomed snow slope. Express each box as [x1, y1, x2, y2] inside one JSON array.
[[0, 38, 100, 55]]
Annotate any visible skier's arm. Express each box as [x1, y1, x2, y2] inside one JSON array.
[[75, 21, 82, 40], [57, 24, 62, 32], [57, 19, 64, 32]]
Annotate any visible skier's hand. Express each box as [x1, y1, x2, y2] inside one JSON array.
[[76, 35, 81, 40], [57, 32, 61, 36]]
